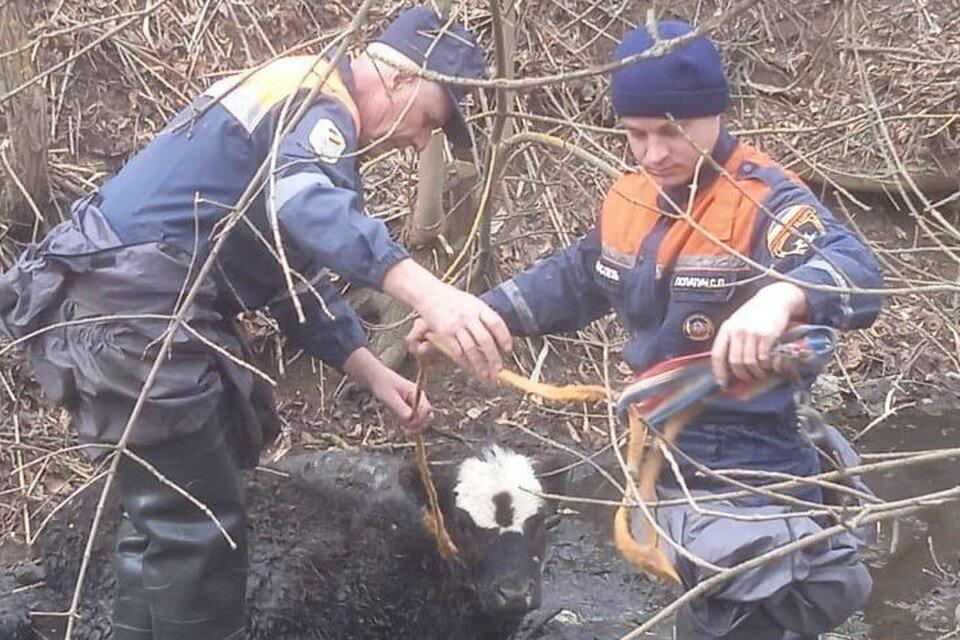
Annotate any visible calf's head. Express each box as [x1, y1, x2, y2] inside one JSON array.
[[406, 446, 565, 617]]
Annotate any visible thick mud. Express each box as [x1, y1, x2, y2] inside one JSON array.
[[513, 473, 678, 640], [858, 414, 960, 640]]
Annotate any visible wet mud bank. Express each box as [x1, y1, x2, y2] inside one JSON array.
[[857, 412, 960, 640], [512, 505, 678, 640]]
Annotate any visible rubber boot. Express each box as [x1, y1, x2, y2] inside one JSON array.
[[724, 608, 791, 640], [113, 516, 152, 640], [114, 410, 248, 640]]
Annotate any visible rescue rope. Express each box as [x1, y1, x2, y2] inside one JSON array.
[[612, 325, 837, 583], [410, 335, 611, 561], [612, 404, 692, 585], [410, 367, 460, 561], [424, 334, 611, 402]]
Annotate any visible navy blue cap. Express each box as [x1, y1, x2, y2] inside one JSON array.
[[376, 6, 486, 147], [612, 21, 730, 119]]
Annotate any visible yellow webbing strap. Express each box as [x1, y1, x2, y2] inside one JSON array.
[[612, 405, 701, 585], [410, 367, 460, 561], [424, 334, 611, 402], [410, 335, 610, 561]]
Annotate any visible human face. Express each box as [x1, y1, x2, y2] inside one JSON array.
[[619, 115, 721, 187], [369, 75, 452, 153]]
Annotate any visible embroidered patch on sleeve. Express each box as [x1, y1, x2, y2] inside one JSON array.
[[309, 118, 347, 164], [766, 204, 827, 258]]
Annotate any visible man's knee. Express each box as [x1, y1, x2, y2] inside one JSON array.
[[767, 560, 872, 634]]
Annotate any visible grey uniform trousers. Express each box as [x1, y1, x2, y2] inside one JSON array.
[[643, 425, 874, 639]]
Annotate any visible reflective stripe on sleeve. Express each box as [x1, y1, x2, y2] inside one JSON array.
[[270, 171, 334, 214], [500, 280, 540, 334]]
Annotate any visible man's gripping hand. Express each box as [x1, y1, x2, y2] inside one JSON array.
[[710, 281, 810, 387], [383, 259, 512, 378], [343, 347, 434, 436]]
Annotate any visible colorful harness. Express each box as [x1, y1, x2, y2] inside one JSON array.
[[612, 324, 837, 584], [616, 324, 837, 427]]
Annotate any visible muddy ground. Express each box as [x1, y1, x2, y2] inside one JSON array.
[[1, 401, 957, 639]]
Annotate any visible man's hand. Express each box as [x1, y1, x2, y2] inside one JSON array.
[[382, 259, 512, 378], [710, 281, 809, 387], [405, 317, 439, 361], [343, 348, 434, 436]]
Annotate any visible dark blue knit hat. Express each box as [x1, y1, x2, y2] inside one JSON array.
[[376, 6, 486, 147], [612, 21, 730, 119]]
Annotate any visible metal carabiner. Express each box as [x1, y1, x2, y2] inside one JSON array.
[[794, 389, 827, 448]]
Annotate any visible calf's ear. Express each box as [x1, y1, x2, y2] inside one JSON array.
[[399, 457, 458, 514]]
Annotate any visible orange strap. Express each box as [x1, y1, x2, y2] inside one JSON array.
[[424, 334, 611, 402], [611, 404, 705, 585], [410, 367, 459, 561], [415, 434, 460, 560]]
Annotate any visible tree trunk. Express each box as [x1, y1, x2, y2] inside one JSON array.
[[355, 155, 481, 369], [0, 2, 51, 241]]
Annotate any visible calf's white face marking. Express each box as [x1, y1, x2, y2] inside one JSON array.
[[454, 446, 543, 533]]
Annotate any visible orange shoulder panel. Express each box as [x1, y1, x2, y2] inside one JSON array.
[[657, 144, 775, 266], [288, 56, 361, 131], [311, 61, 361, 131], [599, 173, 661, 266], [234, 56, 361, 132], [597, 143, 783, 270]]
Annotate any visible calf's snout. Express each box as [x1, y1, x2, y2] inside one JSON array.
[[491, 575, 538, 613]]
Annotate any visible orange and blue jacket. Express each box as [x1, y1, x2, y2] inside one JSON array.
[[483, 130, 884, 487], [93, 56, 407, 369]]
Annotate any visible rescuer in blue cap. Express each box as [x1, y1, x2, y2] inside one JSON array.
[[411, 19, 883, 640], [0, 6, 509, 639]]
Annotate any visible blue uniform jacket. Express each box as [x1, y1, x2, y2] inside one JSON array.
[[96, 56, 408, 369], [483, 130, 884, 487]]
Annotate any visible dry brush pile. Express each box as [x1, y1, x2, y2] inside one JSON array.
[[0, 0, 958, 637]]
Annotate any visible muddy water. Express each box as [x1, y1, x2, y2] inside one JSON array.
[[858, 412, 960, 640], [521, 411, 959, 640], [514, 462, 679, 640]]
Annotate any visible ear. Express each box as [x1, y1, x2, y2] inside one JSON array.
[[389, 71, 416, 93], [400, 456, 459, 514]]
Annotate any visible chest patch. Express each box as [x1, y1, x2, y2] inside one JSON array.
[[766, 204, 826, 259], [682, 312, 716, 342], [309, 118, 347, 164]]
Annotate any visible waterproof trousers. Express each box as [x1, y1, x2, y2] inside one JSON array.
[[675, 604, 819, 639], [112, 407, 248, 640]]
